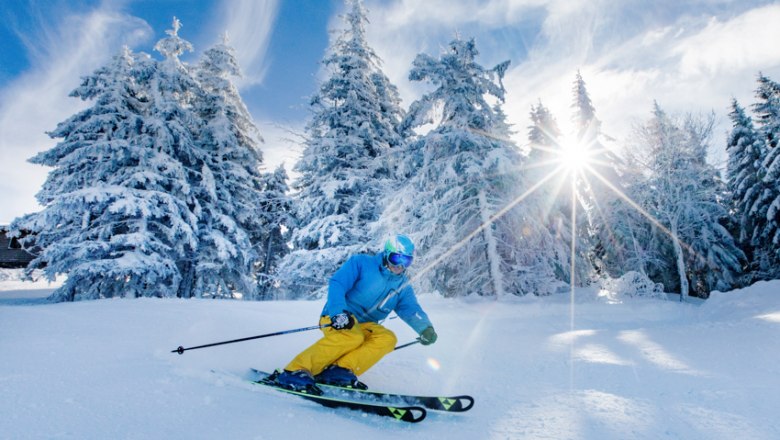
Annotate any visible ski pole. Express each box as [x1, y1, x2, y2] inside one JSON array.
[[172, 324, 331, 355], [394, 339, 421, 351]]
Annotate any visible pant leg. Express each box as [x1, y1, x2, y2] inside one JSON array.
[[284, 316, 364, 376], [334, 322, 397, 376]]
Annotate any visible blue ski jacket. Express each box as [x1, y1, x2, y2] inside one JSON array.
[[322, 252, 432, 334]]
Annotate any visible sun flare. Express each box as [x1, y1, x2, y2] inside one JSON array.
[[557, 137, 593, 173]]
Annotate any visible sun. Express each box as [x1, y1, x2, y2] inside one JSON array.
[[557, 136, 594, 173]]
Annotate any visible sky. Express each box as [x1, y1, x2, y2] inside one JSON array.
[[2, 0, 780, 224]]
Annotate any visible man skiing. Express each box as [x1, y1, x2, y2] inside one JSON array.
[[273, 234, 437, 393]]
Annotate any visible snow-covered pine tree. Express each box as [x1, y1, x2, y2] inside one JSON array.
[[596, 147, 661, 279], [569, 71, 625, 281], [275, 0, 405, 298], [370, 64, 409, 180], [193, 34, 268, 299], [523, 101, 579, 292], [11, 47, 198, 301], [633, 103, 743, 298], [150, 18, 265, 299], [144, 17, 208, 298], [369, 60, 407, 148], [526, 102, 563, 177], [752, 74, 780, 277], [569, 70, 597, 236], [725, 98, 768, 280], [681, 115, 745, 295], [487, 103, 566, 296], [571, 71, 597, 135], [390, 36, 553, 297], [755, 74, 780, 151], [255, 165, 295, 300]]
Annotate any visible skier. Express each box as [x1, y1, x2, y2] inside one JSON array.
[[273, 234, 437, 393]]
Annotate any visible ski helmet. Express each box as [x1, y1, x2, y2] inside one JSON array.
[[384, 234, 415, 268]]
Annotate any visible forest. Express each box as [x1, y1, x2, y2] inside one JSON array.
[[10, 0, 780, 302]]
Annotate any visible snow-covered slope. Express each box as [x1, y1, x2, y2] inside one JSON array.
[[1, 279, 779, 439]]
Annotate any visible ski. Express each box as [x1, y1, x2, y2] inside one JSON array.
[[252, 373, 426, 423], [252, 369, 474, 413], [320, 382, 474, 412]]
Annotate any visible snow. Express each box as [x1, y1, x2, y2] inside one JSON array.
[[2, 274, 779, 439]]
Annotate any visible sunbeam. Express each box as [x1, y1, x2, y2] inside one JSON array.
[[394, 118, 706, 316], [569, 166, 577, 390], [405, 163, 565, 287], [582, 162, 703, 262]]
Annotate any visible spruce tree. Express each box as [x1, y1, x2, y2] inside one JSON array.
[[255, 165, 295, 300], [276, 0, 405, 297], [14, 19, 273, 301], [569, 70, 597, 237], [391, 36, 557, 297], [570, 71, 625, 281], [633, 103, 743, 298], [12, 47, 197, 301], [726, 99, 767, 280], [193, 35, 268, 299], [146, 17, 206, 298], [524, 101, 580, 291], [752, 74, 780, 276], [596, 148, 658, 278]]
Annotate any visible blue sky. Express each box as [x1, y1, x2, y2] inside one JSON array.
[[2, 0, 780, 224]]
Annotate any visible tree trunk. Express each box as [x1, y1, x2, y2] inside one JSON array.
[[478, 190, 504, 296], [257, 233, 276, 300], [670, 222, 689, 302], [627, 221, 647, 276], [178, 260, 195, 298]]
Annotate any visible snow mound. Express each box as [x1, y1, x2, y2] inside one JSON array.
[[699, 279, 780, 321]]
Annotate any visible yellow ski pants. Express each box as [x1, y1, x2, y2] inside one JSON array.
[[284, 315, 397, 376]]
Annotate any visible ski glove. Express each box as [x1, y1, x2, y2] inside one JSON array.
[[331, 312, 355, 330], [419, 326, 437, 345]]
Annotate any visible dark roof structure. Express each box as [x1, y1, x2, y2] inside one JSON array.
[[0, 226, 36, 269]]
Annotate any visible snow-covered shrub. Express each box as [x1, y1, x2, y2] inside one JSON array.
[[598, 271, 666, 301]]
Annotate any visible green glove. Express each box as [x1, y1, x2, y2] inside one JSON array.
[[419, 326, 437, 345]]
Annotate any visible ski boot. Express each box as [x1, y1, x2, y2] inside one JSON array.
[[315, 365, 368, 390], [270, 369, 322, 395]]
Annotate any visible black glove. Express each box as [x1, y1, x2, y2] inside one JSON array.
[[419, 326, 437, 345], [331, 312, 355, 330]]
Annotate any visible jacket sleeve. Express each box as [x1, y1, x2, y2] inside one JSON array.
[[394, 285, 432, 334], [324, 256, 361, 317]]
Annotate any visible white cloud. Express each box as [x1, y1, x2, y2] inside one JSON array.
[[580, 2, 780, 159], [362, 0, 780, 167], [0, 6, 152, 224], [376, 0, 547, 28], [363, 0, 621, 143], [212, 0, 279, 88], [672, 4, 780, 78], [255, 119, 305, 178]]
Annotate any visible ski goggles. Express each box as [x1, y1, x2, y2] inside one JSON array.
[[387, 252, 414, 268]]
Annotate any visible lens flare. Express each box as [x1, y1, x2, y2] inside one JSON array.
[[558, 135, 594, 173], [427, 357, 441, 371]]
